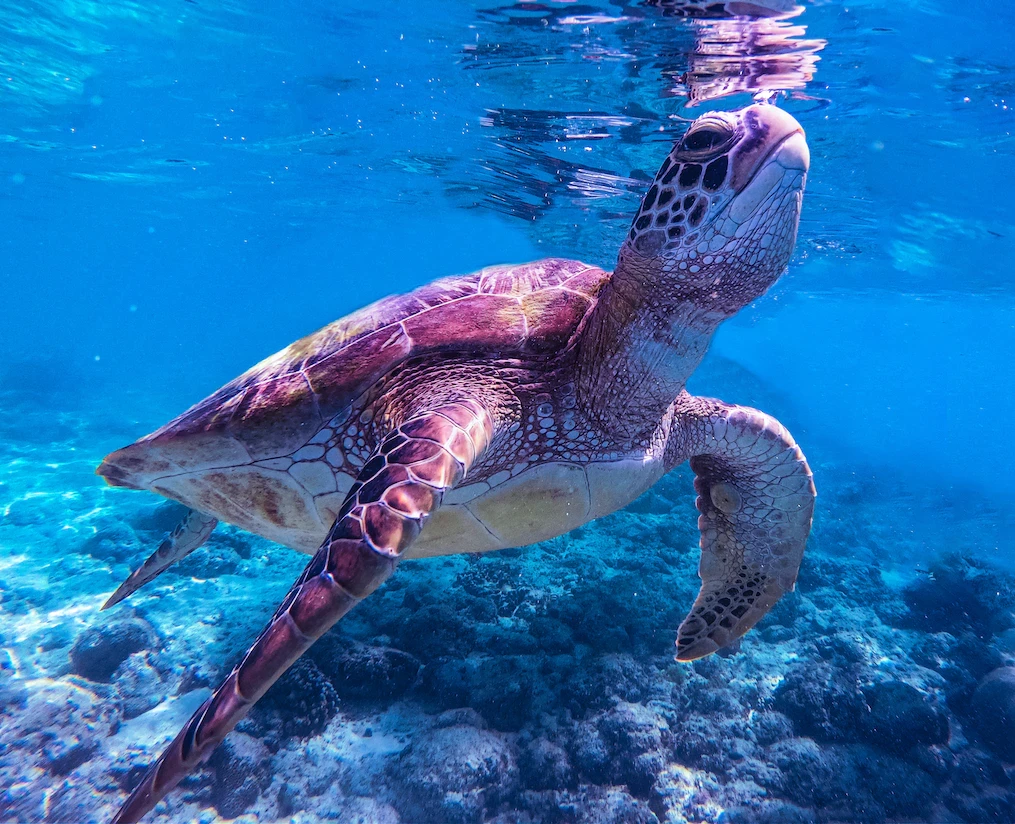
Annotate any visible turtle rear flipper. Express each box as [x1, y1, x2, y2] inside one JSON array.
[[102, 509, 218, 610], [111, 400, 496, 824], [668, 393, 815, 661]]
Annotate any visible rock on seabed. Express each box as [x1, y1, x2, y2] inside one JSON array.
[[2, 391, 1015, 823]]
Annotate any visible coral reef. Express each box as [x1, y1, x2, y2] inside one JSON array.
[[1, 379, 1014, 824]]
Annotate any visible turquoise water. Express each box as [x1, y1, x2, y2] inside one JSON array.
[[2, 1, 1014, 822]]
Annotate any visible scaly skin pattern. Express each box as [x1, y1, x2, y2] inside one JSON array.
[[111, 402, 494, 824], [665, 392, 815, 660], [576, 104, 808, 439], [101, 509, 217, 610], [98, 103, 815, 821]]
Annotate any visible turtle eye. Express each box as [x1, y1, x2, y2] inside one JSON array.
[[680, 126, 732, 154]]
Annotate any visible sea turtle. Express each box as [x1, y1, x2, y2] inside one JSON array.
[[99, 102, 815, 822]]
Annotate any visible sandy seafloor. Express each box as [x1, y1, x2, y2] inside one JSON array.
[[2, 356, 1015, 824]]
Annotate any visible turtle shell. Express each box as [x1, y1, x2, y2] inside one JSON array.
[[99, 258, 609, 490]]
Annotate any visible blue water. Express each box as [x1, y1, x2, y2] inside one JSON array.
[[2, 1, 1014, 823]]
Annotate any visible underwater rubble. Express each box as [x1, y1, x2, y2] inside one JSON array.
[[1, 366, 1014, 824]]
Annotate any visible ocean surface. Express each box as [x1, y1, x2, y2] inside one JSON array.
[[2, 1, 1014, 822]]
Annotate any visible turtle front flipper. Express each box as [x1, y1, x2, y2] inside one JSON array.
[[111, 400, 496, 824], [667, 392, 815, 661], [102, 509, 218, 610]]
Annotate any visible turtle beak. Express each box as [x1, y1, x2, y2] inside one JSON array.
[[730, 104, 809, 192], [727, 105, 808, 224], [771, 130, 810, 175]]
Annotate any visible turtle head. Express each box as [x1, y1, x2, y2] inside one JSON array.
[[617, 103, 809, 319]]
